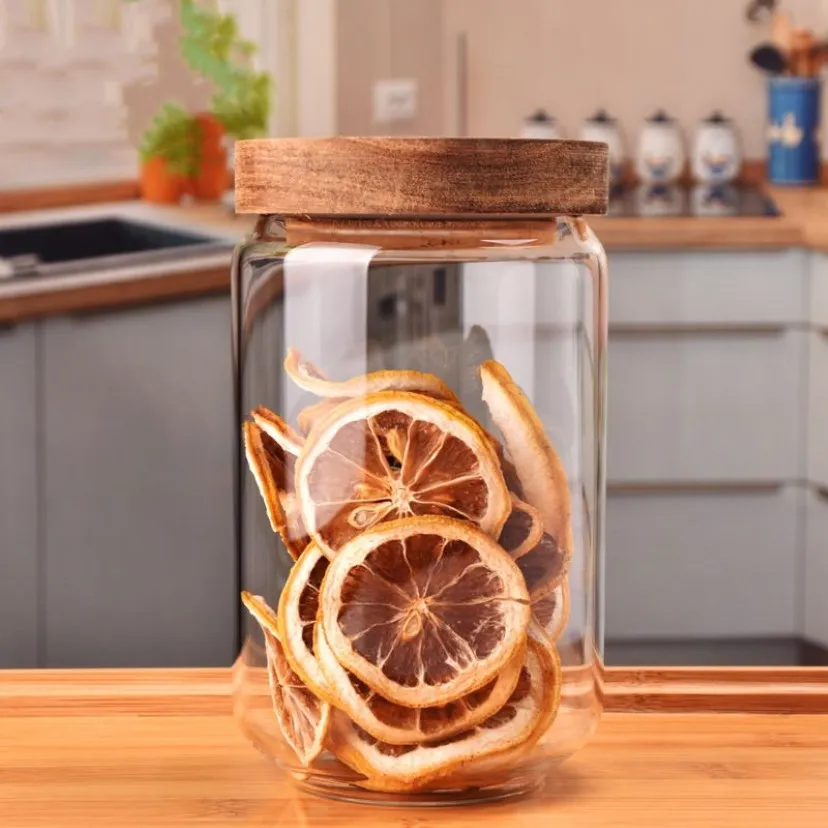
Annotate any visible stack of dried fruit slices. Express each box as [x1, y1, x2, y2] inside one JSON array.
[[241, 349, 573, 792]]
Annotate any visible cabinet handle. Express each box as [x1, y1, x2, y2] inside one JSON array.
[[609, 324, 786, 337], [608, 481, 784, 495]]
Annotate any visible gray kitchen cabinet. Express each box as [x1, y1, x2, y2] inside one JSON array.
[[804, 487, 828, 648], [609, 250, 808, 328], [811, 253, 828, 329], [807, 330, 828, 489], [0, 323, 38, 667], [41, 296, 236, 667], [605, 485, 800, 640], [607, 329, 806, 484], [603, 249, 810, 649]]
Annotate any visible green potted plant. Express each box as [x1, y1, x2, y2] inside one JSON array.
[[138, 103, 200, 204], [134, 0, 271, 202]]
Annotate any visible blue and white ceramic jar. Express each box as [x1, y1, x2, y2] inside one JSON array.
[[767, 77, 822, 186], [635, 110, 686, 184], [691, 112, 741, 184]]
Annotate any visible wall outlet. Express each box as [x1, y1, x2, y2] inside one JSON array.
[[372, 78, 418, 124]]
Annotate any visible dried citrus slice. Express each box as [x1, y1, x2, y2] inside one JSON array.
[[241, 592, 331, 767], [296, 392, 511, 557], [481, 359, 573, 556], [315, 619, 524, 745], [328, 633, 559, 791], [498, 494, 544, 560], [251, 405, 303, 455], [277, 543, 331, 701], [318, 516, 530, 708], [428, 628, 563, 791], [285, 347, 459, 403], [297, 398, 347, 436], [532, 581, 569, 642], [243, 420, 309, 560], [515, 532, 568, 594]]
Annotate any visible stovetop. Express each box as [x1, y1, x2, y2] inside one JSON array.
[[608, 183, 780, 218]]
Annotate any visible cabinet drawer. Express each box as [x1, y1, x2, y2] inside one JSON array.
[[605, 486, 800, 640], [609, 251, 807, 327], [811, 254, 828, 329], [808, 331, 828, 488], [805, 487, 828, 647], [608, 330, 805, 483]]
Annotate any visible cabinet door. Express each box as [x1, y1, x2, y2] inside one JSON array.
[[605, 486, 800, 640], [0, 323, 38, 667], [41, 297, 236, 667], [808, 330, 828, 488], [804, 487, 828, 648], [608, 330, 805, 483]]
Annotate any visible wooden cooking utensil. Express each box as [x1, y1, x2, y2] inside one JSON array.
[[790, 27, 817, 77], [770, 10, 794, 55]]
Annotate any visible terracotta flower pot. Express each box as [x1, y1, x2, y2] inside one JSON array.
[[191, 112, 230, 201], [140, 156, 186, 204]]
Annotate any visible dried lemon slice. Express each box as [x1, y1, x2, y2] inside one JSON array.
[[328, 632, 559, 791], [241, 592, 330, 767], [243, 421, 309, 560], [251, 405, 303, 455], [297, 398, 347, 436], [498, 494, 544, 560], [318, 516, 530, 708], [315, 620, 524, 746], [427, 629, 563, 791], [481, 359, 573, 557], [532, 581, 569, 642], [516, 532, 568, 595], [277, 543, 332, 701], [285, 347, 459, 403], [296, 391, 511, 557]]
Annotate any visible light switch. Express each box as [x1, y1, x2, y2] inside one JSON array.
[[372, 78, 418, 124]]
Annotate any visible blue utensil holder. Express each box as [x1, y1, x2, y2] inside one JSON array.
[[767, 77, 822, 186]]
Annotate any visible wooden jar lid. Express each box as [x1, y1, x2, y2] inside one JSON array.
[[234, 137, 608, 217]]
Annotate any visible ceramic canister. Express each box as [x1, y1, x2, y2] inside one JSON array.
[[635, 110, 686, 184], [579, 109, 625, 184], [767, 77, 822, 186], [520, 109, 565, 140], [691, 112, 741, 184]]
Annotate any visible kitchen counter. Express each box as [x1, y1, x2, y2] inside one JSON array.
[[2, 668, 828, 827], [0, 201, 254, 325], [1, 186, 828, 325], [590, 186, 828, 251]]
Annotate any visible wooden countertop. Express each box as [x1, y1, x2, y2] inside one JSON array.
[[1, 186, 827, 325], [2, 667, 828, 827], [590, 186, 828, 251]]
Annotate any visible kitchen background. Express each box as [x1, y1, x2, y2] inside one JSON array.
[[1, 0, 827, 669]]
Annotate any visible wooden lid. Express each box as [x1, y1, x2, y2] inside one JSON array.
[[234, 137, 609, 218]]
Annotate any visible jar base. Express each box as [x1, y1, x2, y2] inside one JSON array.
[[293, 771, 544, 808]]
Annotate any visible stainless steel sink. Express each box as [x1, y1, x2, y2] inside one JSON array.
[[0, 216, 234, 280]]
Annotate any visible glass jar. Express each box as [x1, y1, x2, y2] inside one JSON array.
[[232, 138, 608, 806]]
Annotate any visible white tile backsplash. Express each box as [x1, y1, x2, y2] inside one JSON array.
[[0, 0, 167, 188]]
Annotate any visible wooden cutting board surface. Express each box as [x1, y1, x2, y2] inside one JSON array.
[[1, 667, 828, 827]]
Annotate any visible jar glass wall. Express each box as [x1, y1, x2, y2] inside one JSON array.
[[232, 211, 607, 805]]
